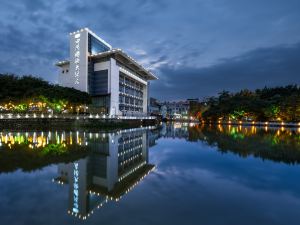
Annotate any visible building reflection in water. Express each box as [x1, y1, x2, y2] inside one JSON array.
[[52, 127, 156, 220], [1, 123, 298, 220]]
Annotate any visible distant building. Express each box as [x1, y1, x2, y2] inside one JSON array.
[[187, 98, 200, 116], [160, 101, 189, 119], [56, 28, 157, 116], [160, 105, 168, 119], [187, 98, 199, 104], [149, 97, 161, 116]]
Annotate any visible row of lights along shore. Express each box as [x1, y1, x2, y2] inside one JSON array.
[[211, 120, 300, 127]]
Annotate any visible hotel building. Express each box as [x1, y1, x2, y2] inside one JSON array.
[[56, 28, 157, 116]]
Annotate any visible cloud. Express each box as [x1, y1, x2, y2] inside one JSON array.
[[150, 43, 300, 100], [0, 0, 298, 93]]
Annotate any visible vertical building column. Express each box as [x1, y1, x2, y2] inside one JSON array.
[[142, 83, 148, 114], [109, 58, 120, 116], [106, 133, 120, 191], [142, 131, 149, 163]]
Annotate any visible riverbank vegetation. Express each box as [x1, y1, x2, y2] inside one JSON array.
[[0, 143, 90, 173], [197, 85, 300, 122], [188, 125, 300, 164], [0, 74, 91, 113]]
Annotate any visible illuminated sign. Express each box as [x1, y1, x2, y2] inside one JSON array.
[[73, 162, 79, 213], [74, 33, 81, 85]]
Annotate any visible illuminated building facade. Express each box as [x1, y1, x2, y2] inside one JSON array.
[[56, 28, 157, 116], [53, 128, 155, 220]]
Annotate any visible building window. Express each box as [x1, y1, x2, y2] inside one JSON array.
[[88, 34, 110, 54], [119, 95, 124, 103], [89, 70, 108, 96], [119, 85, 124, 93], [130, 98, 134, 105], [118, 72, 145, 112], [92, 95, 110, 114]]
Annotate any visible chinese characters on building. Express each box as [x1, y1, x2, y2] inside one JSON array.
[[74, 33, 81, 85], [73, 162, 79, 213]]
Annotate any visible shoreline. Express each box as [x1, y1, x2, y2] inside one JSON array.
[[202, 121, 300, 128], [0, 117, 158, 131]]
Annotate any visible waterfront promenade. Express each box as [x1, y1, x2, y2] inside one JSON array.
[[0, 113, 157, 129]]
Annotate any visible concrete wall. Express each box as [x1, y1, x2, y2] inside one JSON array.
[[58, 64, 70, 87]]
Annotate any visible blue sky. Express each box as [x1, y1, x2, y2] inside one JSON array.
[[0, 0, 299, 100]]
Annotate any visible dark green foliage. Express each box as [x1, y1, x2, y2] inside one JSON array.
[[202, 85, 300, 122], [0, 143, 90, 173], [188, 125, 300, 164], [0, 74, 91, 104]]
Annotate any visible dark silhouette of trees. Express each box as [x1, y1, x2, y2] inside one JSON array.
[[201, 85, 300, 122], [0, 74, 91, 112]]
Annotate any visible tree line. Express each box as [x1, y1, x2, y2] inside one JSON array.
[[0, 74, 91, 113], [187, 125, 300, 165], [194, 85, 300, 122]]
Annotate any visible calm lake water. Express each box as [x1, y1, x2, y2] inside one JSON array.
[[0, 123, 300, 225]]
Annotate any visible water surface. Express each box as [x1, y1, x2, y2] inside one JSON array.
[[0, 124, 300, 225]]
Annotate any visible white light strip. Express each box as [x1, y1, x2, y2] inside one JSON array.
[[119, 67, 147, 85]]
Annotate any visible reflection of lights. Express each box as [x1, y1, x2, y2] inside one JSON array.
[[73, 162, 79, 213], [189, 123, 195, 127], [0, 128, 152, 153], [118, 161, 146, 182]]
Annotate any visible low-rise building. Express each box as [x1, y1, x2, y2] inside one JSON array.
[[149, 97, 161, 116], [160, 101, 189, 119]]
